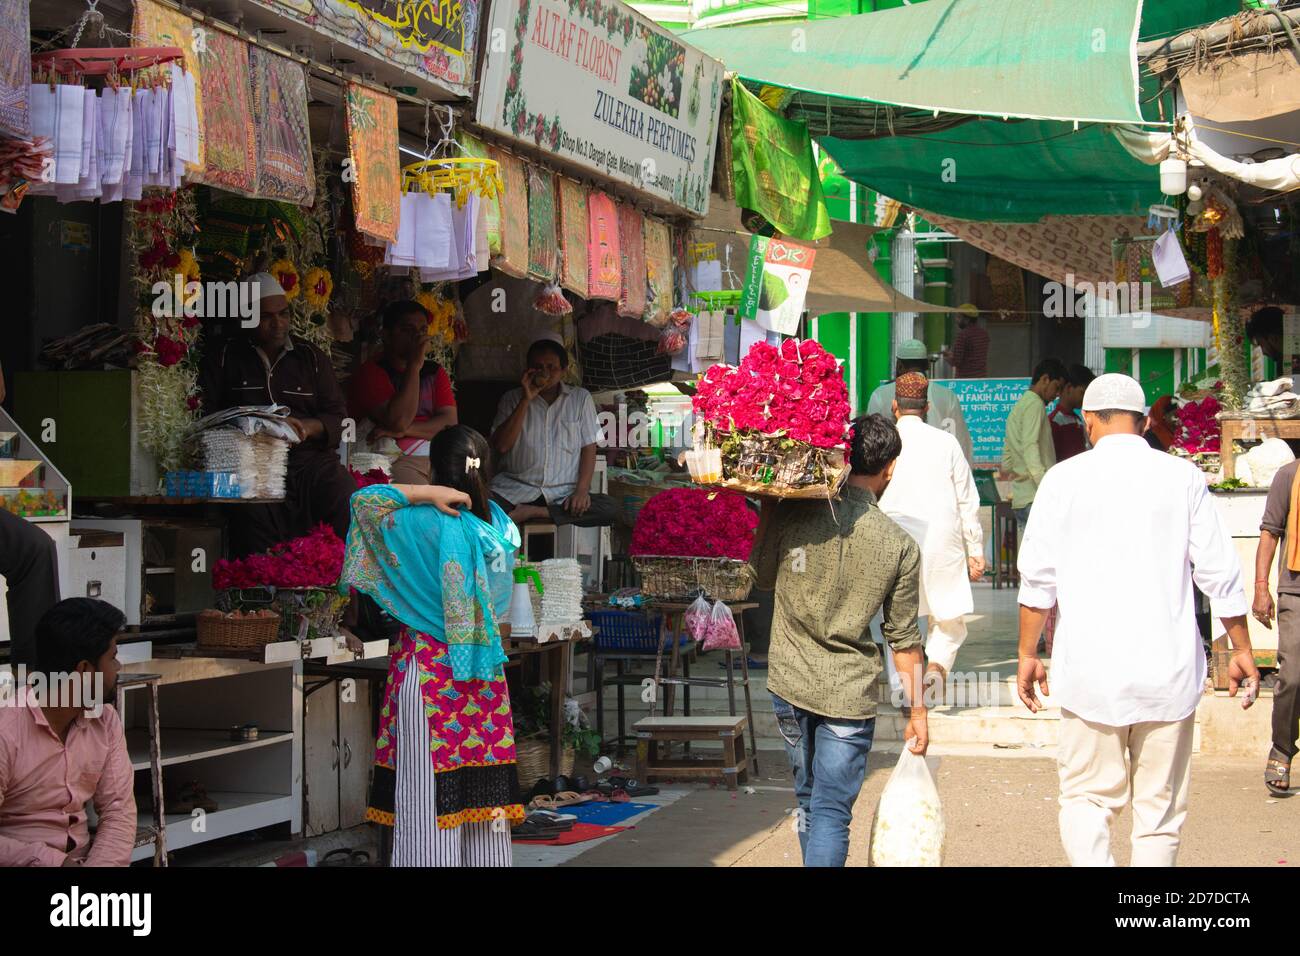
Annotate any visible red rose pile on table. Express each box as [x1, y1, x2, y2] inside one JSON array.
[[213, 524, 344, 589], [629, 487, 757, 561], [692, 339, 852, 449]]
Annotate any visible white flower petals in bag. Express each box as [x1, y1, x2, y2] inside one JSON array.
[[869, 743, 945, 866]]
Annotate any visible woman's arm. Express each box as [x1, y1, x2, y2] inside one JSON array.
[[391, 483, 471, 515], [379, 406, 458, 440]]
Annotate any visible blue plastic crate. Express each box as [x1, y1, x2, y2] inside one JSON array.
[[588, 609, 691, 654]]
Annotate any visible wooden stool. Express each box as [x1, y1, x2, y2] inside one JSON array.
[[116, 673, 167, 867], [634, 715, 750, 791]]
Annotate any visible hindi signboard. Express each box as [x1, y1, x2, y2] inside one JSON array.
[[475, 0, 725, 216], [933, 377, 1031, 467]]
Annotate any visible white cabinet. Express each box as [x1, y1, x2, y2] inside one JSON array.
[[303, 677, 374, 837]]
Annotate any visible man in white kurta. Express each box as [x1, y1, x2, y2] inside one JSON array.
[[879, 373, 985, 688], [1017, 373, 1261, 867]]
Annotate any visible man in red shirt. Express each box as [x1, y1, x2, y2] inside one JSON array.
[[944, 305, 990, 379], [350, 300, 459, 484], [1050, 364, 1096, 462]]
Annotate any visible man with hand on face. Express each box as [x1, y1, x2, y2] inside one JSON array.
[[197, 272, 356, 556], [0, 599, 135, 867], [489, 335, 620, 529], [349, 300, 458, 484]]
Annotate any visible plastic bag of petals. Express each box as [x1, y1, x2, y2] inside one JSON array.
[[656, 308, 692, 356], [684, 593, 712, 642], [533, 283, 573, 315], [868, 745, 945, 866], [701, 599, 741, 651]]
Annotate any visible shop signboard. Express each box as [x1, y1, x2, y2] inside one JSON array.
[[933, 377, 1031, 467], [475, 0, 725, 216], [258, 0, 478, 97]]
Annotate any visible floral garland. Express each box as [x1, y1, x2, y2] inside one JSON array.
[[128, 189, 202, 475], [413, 286, 468, 376], [1209, 234, 1248, 410]]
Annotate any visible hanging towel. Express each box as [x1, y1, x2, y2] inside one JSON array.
[[489, 146, 529, 279], [474, 192, 490, 272], [170, 63, 200, 168], [98, 86, 131, 185], [617, 202, 647, 319], [418, 193, 470, 280], [557, 177, 589, 298], [124, 88, 145, 201], [384, 192, 419, 266], [75, 87, 102, 200], [414, 191, 453, 270], [53, 84, 85, 185], [143, 86, 163, 177]]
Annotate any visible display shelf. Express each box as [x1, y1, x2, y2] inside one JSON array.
[[125, 727, 293, 772], [130, 791, 295, 862]]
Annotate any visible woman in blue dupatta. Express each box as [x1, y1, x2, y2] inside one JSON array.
[[340, 425, 523, 866]]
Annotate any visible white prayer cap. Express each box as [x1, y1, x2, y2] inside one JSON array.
[[246, 271, 286, 300], [1081, 373, 1147, 414]]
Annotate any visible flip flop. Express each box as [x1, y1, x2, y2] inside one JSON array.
[[1266, 748, 1292, 797], [550, 791, 591, 808], [607, 776, 659, 797]]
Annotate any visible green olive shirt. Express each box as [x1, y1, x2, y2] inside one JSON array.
[[755, 484, 922, 720]]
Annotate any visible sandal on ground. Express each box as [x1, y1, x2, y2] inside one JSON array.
[[527, 808, 577, 825], [320, 848, 371, 867], [1266, 748, 1292, 796], [607, 776, 658, 797], [528, 794, 558, 810], [550, 791, 591, 808]]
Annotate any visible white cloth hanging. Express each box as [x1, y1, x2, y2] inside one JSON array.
[[169, 64, 199, 167], [1113, 116, 1300, 193], [413, 191, 453, 270], [124, 87, 145, 201], [384, 192, 420, 266], [98, 86, 132, 186]]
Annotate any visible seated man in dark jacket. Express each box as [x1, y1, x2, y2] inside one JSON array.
[[197, 273, 355, 557]]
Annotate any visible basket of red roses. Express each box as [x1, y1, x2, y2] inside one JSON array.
[[629, 487, 757, 601], [211, 524, 348, 643], [691, 339, 852, 499]]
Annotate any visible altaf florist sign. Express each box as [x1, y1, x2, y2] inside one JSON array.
[[476, 0, 724, 215]]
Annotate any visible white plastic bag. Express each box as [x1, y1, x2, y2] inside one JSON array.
[[684, 593, 712, 642], [701, 599, 741, 651], [868, 743, 945, 866]]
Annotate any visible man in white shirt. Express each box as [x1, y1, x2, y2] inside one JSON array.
[[489, 336, 619, 528], [879, 373, 985, 696], [1017, 373, 1261, 867], [866, 339, 973, 464]]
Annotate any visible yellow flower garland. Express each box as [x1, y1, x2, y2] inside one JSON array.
[[271, 258, 300, 300], [303, 267, 333, 310]]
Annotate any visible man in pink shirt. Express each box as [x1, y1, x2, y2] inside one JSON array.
[[0, 598, 136, 866]]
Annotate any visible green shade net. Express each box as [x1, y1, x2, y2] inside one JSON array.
[[819, 120, 1161, 221], [684, 0, 1146, 124]]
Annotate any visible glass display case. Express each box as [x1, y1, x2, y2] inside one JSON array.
[[0, 406, 69, 520]]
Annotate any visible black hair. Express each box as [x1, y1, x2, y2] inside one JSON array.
[[33, 598, 124, 676], [527, 338, 570, 369], [1246, 306, 1283, 340], [895, 357, 929, 377], [429, 425, 494, 522], [1032, 358, 1068, 384], [1092, 408, 1145, 426], [896, 395, 927, 411], [381, 299, 429, 332], [849, 414, 902, 476], [1066, 364, 1096, 388]]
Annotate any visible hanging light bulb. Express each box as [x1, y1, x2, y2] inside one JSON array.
[[1186, 182, 1203, 202], [1160, 157, 1188, 196]]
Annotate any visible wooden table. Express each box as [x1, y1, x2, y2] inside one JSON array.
[[504, 630, 590, 780], [1220, 417, 1300, 480]]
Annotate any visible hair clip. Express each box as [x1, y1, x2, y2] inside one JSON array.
[[465, 456, 481, 472]]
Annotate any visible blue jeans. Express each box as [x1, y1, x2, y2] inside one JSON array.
[[771, 693, 876, 867]]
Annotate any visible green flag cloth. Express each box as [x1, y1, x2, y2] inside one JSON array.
[[731, 80, 831, 242]]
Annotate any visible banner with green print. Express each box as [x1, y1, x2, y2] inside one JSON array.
[[731, 79, 831, 242]]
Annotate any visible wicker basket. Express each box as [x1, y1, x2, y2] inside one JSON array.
[[701, 425, 851, 499], [196, 609, 282, 650], [632, 555, 755, 602], [515, 734, 575, 784], [216, 586, 348, 642]]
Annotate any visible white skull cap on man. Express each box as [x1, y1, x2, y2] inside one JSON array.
[[246, 271, 286, 300], [1081, 372, 1147, 414]]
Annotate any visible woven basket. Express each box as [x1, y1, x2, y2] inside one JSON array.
[[515, 734, 575, 785], [632, 555, 755, 602], [216, 586, 348, 642], [196, 609, 282, 650], [703, 425, 851, 499], [607, 478, 661, 528]]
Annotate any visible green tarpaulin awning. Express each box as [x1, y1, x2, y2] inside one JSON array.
[[683, 0, 1147, 124]]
